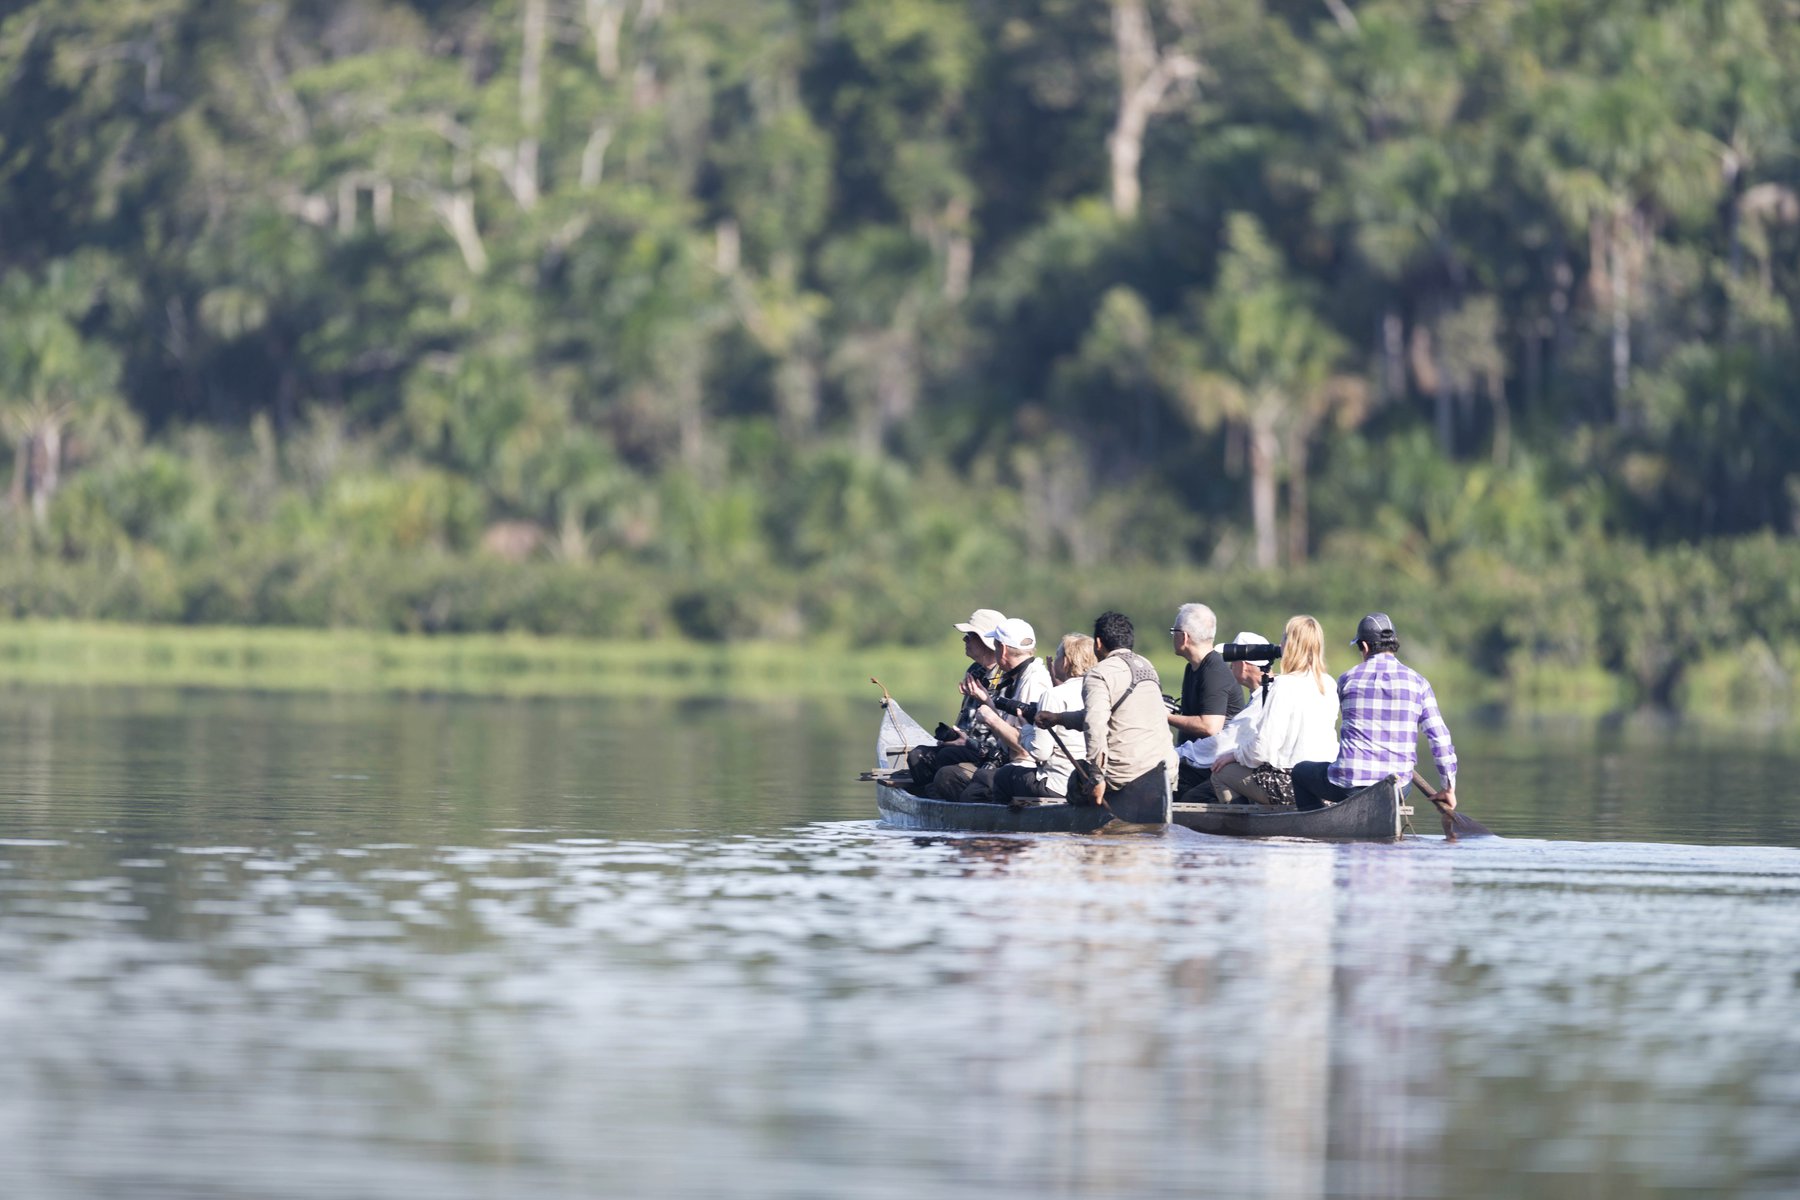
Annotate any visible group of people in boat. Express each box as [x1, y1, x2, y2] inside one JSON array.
[[902, 605, 1459, 823]]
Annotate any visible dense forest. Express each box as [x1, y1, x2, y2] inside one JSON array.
[[2, 0, 1798, 708]]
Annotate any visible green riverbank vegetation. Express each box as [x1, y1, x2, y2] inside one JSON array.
[[2, 2, 1798, 716], [0, 621, 971, 700]]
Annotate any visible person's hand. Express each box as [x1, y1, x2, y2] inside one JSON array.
[[1032, 709, 1059, 729], [1213, 750, 1235, 770], [1068, 762, 1102, 806], [1434, 785, 1457, 812], [960, 676, 990, 704]]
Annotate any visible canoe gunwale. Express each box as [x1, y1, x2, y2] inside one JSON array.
[[874, 780, 1131, 834]]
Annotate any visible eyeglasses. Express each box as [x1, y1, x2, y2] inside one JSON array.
[[1167, 627, 1182, 636]]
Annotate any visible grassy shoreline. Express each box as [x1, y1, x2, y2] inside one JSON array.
[[1, 618, 1781, 727], [0, 619, 971, 703]]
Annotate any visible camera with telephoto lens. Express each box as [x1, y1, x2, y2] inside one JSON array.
[[990, 693, 1041, 724], [1219, 641, 1284, 663]]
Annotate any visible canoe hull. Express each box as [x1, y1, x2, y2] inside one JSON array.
[[875, 780, 1131, 834], [1172, 775, 1407, 841], [872, 696, 1165, 833]]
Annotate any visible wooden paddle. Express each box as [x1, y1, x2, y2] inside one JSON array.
[[1411, 769, 1493, 839], [1038, 721, 1109, 815]]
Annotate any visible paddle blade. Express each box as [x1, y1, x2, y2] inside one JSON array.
[[1413, 771, 1495, 839], [1446, 808, 1494, 838]]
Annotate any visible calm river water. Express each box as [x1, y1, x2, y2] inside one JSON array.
[[0, 685, 1796, 1199]]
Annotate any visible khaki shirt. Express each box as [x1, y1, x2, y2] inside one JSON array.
[[1082, 649, 1170, 788]]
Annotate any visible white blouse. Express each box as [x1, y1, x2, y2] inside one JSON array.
[[1242, 672, 1339, 770]]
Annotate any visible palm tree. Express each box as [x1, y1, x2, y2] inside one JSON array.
[[1524, 13, 1721, 417], [1165, 214, 1368, 568], [0, 262, 123, 526]]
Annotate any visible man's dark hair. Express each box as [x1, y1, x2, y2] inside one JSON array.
[[1363, 633, 1401, 655], [1093, 610, 1134, 653]]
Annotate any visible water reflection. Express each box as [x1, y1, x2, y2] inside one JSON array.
[[0, 686, 1796, 1198]]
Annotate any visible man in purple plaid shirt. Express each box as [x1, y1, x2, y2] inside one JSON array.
[[1292, 613, 1459, 813]]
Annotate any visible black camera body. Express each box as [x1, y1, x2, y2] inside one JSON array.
[[1219, 641, 1283, 663]]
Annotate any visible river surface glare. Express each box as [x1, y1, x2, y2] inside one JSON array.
[[0, 686, 1796, 1199]]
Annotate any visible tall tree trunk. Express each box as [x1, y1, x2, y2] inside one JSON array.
[[585, 0, 623, 79], [679, 403, 704, 469], [1107, 0, 1197, 219], [428, 190, 489, 274], [1609, 214, 1631, 415], [714, 218, 740, 274], [1522, 323, 1542, 414], [943, 197, 972, 302], [1488, 372, 1511, 467], [774, 355, 819, 442], [1322, 0, 1359, 32], [1434, 377, 1454, 454], [8, 432, 30, 515], [29, 420, 61, 526], [1381, 309, 1405, 404], [1408, 320, 1453, 453], [267, 329, 298, 432], [671, 352, 707, 471], [1250, 422, 1279, 570], [514, 0, 547, 212], [580, 124, 613, 188]]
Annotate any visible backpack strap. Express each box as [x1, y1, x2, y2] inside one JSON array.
[[1116, 658, 1159, 705], [1105, 651, 1161, 709]]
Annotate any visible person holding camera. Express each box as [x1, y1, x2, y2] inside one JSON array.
[[904, 607, 1007, 793], [1175, 630, 1273, 803], [927, 617, 1052, 801], [961, 633, 1096, 807], [1211, 616, 1339, 806], [1291, 612, 1459, 813], [1166, 602, 1246, 795]]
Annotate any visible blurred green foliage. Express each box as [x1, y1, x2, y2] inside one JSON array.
[[1, 0, 1799, 714]]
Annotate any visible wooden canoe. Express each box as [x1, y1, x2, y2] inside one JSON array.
[[1172, 775, 1412, 841], [870, 696, 1165, 833], [869, 697, 1406, 839]]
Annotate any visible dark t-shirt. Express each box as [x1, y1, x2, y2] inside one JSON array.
[[1180, 650, 1245, 725]]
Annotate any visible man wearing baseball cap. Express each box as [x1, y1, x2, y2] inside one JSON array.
[[1291, 612, 1460, 812], [904, 608, 1007, 792]]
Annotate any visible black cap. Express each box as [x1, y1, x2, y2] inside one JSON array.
[[1351, 612, 1395, 648]]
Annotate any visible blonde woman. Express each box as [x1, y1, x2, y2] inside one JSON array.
[[1211, 615, 1339, 806]]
